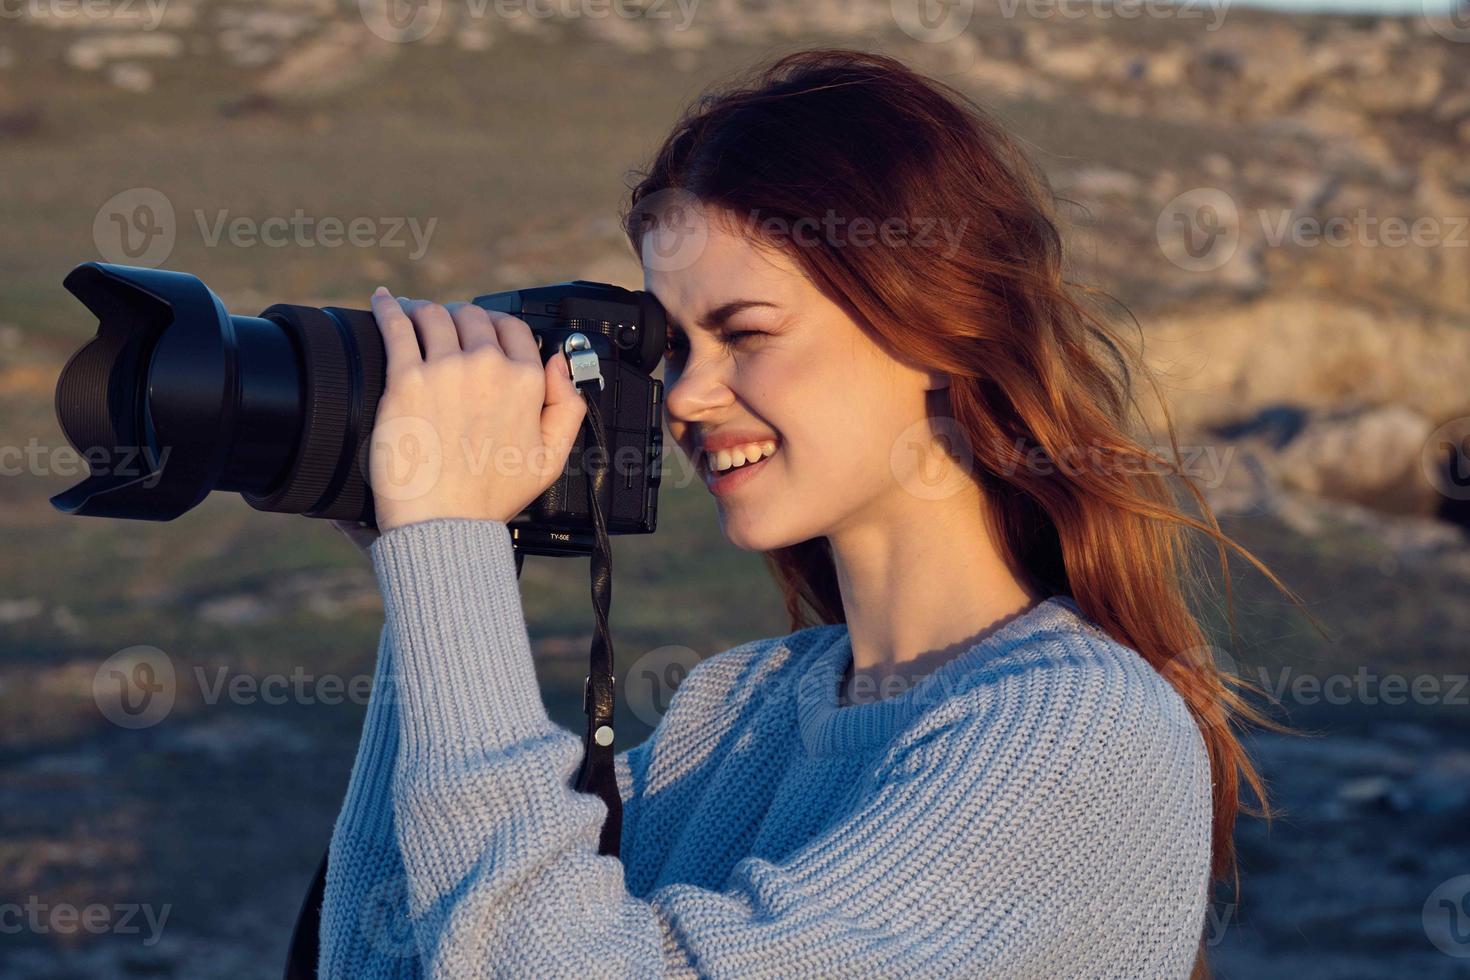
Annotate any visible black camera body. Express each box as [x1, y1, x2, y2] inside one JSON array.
[[51, 262, 666, 557]]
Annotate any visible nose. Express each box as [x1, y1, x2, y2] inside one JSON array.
[[664, 354, 734, 430]]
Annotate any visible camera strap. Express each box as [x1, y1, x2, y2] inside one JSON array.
[[564, 334, 623, 858], [281, 336, 624, 980]]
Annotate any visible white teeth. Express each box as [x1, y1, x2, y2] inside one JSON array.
[[709, 440, 777, 473]]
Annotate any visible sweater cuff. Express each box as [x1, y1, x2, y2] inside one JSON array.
[[368, 518, 561, 772]]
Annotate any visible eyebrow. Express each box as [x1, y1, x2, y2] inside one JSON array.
[[665, 299, 779, 334]]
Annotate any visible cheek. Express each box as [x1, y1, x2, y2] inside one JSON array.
[[766, 374, 895, 488]]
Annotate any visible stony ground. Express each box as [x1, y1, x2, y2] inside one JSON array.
[[2, 1, 1468, 976]]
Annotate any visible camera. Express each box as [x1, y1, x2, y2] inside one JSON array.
[[49, 262, 667, 557]]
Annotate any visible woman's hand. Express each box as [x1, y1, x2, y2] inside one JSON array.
[[365, 287, 587, 535]]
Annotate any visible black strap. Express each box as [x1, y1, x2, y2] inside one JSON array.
[[284, 852, 327, 980], [570, 377, 622, 857], [283, 352, 622, 978]]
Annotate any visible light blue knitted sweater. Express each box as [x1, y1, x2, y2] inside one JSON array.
[[319, 517, 1213, 978]]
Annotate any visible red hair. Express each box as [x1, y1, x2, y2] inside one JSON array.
[[622, 48, 1323, 978]]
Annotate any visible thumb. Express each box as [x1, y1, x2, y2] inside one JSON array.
[[540, 350, 589, 462]]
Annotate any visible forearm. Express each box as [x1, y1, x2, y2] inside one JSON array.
[[370, 518, 668, 973]]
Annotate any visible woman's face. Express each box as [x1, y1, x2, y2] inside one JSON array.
[[644, 205, 950, 552]]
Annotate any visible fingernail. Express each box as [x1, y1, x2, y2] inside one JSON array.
[[373, 285, 389, 297]]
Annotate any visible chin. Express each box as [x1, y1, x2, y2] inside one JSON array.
[[718, 509, 809, 553]]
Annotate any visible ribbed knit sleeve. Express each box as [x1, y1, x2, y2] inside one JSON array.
[[319, 623, 421, 977], [316, 528, 652, 977], [316, 516, 1211, 979]]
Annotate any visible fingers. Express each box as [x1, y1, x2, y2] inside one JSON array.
[[395, 296, 460, 361], [444, 301, 501, 354], [372, 288, 546, 369], [484, 311, 540, 366], [371, 287, 422, 370], [540, 349, 589, 464]]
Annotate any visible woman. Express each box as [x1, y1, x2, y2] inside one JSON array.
[[320, 49, 1308, 978]]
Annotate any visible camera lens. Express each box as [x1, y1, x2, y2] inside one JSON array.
[[51, 261, 384, 524]]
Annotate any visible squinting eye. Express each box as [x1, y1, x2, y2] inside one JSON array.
[[663, 330, 762, 360]]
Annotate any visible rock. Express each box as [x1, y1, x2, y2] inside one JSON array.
[[1061, 166, 1144, 200], [0, 598, 43, 624], [1333, 775, 1412, 815], [0, 103, 41, 139], [250, 20, 400, 105], [161, 715, 312, 762], [64, 32, 183, 71], [1140, 297, 1470, 437], [196, 594, 273, 626], [1272, 404, 1438, 516], [50, 604, 85, 638], [456, 25, 493, 51], [106, 62, 153, 93]]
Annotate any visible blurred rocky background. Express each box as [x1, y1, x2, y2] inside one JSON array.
[[1, 0, 1468, 976]]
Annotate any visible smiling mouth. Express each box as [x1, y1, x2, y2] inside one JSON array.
[[700, 439, 780, 477]]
